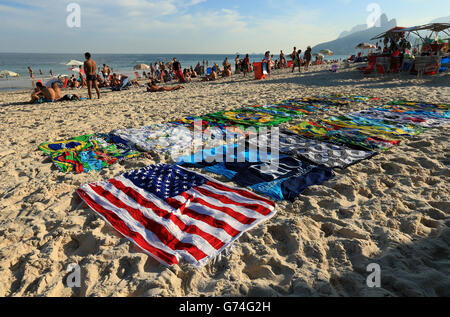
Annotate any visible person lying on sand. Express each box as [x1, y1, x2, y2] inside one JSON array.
[[146, 80, 184, 92], [51, 82, 81, 101]]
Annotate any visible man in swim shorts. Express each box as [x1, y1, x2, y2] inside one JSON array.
[[84, 52, 101, 100]]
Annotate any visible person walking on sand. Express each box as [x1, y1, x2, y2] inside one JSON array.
[[84, 52, 101, 99]]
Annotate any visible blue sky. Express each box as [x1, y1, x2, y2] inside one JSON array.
[[0, 0, 448, 53]]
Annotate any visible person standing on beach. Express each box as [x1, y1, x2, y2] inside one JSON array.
[[173, 58, 185, 83], [304, 46, 312, 71], [235, 55, 240, 74], [243, 54, 250, 77], [84, 52, 101, 100], [291, 47, 301, 73]]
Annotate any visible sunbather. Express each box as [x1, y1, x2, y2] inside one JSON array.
[[50, 82, 81, 101], [146, 80, 184, 92]]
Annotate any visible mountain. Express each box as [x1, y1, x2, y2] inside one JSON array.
[[312, 14, 397, 55], [338, 14, 390, 39], [430, 16, 450, 23]]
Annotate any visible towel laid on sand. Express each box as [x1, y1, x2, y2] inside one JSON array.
[[351, 109, 450, 128], [112, 123, 227, 159], [77, 164, 276, 267], [179, 146, 333, 202], [388, 100, 450, 112], [322, 115, 427, 138], [249, 131, 376, 169], [41, 133, 143, 173], [287, 121, 401, 151], [202, 109, 293, 127]]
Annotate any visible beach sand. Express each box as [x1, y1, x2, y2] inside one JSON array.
[[0, 64, 449, 297]]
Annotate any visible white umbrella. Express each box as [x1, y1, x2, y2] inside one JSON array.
[[0, 70, 19, 78], [319, 49, 334, 56], [66, 60, 84, 66], [356, 43, 377, 50], [134, 64, 150, 70]]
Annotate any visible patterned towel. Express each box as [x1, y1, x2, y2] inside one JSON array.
[[286, 121, 401, 151], [322, 115, 427, 137], [319, 94, 380, 102], [202, 109, 293, 127], [112, 123, 225, 159], [376, 106, 450, 119], [388, 100, 450, 112], [39, 134, 143, 174], [179, 147, 333, 202], [250, 131, 376, 169], [351, 109, 450, 128], [78, 164, 276, 267]]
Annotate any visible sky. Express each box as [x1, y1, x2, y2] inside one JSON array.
[[0, 0, 449, 54]]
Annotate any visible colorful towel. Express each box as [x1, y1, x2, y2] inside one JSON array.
[[388, 100, 450, 112], [319, 94, 380, 102], [247, 105, 309, 118], [375, 106, 450, 119], [203, 109, 294, 127], [279, 97, 350, 107], [112, 123, 224, 159], [39, 134, 98, 156], [78, 164, 276, 267], [250, 131, 376, 169], [179, 147, 333, 202], [322, 115, 427, 137], [40, 134, 143, 174], [351, 109, 449, 128], [286, 121, 401, 151]]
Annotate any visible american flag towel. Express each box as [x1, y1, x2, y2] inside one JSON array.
[[77, 164, 276, 267]]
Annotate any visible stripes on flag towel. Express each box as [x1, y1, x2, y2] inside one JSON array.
[[77, 164, 276, 267]]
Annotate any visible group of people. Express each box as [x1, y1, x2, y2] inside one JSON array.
[[28, 46, 324, 103]]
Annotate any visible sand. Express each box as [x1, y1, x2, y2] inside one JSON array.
[[0, 64, 449, 297]]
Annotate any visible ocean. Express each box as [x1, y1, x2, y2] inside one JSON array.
[[0, 53, 348, 91]]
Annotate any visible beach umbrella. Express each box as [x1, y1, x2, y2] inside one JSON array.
[[313, 53, 324, 58], [65, 60, 84, 66], [134, 64, 150, 70], [0, 70, 19, 78], [319, 49, 334, 56], [356, 43, 377, 50]]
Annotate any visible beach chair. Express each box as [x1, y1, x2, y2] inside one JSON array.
[[111, 78, 131, 91], [134, 72, 142, 80], [358, 55, 377, 74]]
